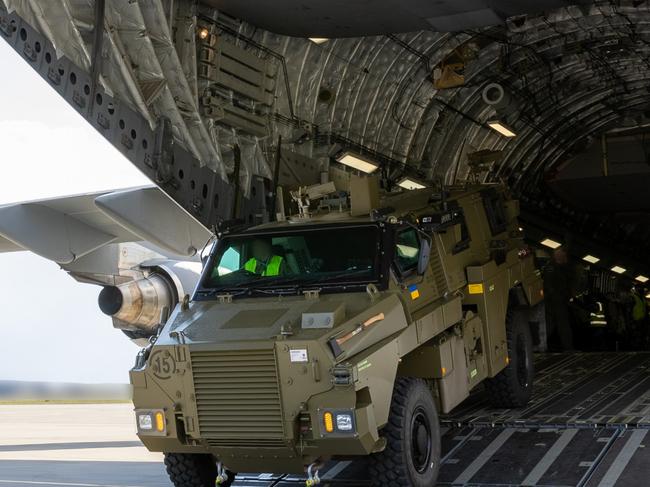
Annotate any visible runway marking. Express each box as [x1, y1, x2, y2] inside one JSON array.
[[0, 442, 143, 452], [0, 480, 151, 487]]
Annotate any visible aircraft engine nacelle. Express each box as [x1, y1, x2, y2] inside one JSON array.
[[97, 260, 202, 344], [98, 274, 173, 333]]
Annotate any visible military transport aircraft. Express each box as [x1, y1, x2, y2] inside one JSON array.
[[3, 1, 650, 486]]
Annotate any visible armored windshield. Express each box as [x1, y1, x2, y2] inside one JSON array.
[[200, 225, 381, 293]]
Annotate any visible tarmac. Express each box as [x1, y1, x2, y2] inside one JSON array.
[[0, 404, 168, 487]]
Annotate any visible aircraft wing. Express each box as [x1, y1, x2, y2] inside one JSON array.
[[0, 186, 211, 265], [0, 235, 22, 253]]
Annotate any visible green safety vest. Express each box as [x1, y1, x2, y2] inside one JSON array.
[[590, 301, 607, 328], [632, 294, 646, 321], [245, 255, 283, 276]]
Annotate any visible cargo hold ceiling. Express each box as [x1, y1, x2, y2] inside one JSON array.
[[204, 0, 593, 36], [2, 0, 650, 272]]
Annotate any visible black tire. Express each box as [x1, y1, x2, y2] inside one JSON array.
[[369, 377, 441, 487], [485, 309, 535, 408], [164, 453, 235, 487]]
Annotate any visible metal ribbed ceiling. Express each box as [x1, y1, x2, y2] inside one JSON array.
[[5, 0, 648, 187]]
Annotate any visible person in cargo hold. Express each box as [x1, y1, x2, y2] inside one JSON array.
[[543, 247, 576, 351]]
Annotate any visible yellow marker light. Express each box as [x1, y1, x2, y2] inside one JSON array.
[[441, 367, 447, 376], [155, 411, 165, 432], [505, 356, 510, 366], [198, 28, 210, 40], [468, 283, 484, 295], [323, 412, 334, 433]]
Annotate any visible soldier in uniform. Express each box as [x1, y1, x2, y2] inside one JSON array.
[[629, 287, 648, 350], [543, 247, 575, 351]]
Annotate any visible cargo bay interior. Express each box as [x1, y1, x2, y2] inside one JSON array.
[[2, 1, 650, 486]]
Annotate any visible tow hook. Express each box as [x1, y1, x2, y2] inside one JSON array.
[[215, 462, 229, 485], [305, 463, 321, 486]]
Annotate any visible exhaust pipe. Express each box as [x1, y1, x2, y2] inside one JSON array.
[[98, 274, 174, 334]]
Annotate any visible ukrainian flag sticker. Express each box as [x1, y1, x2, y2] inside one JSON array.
[[408, 284, 420, 300]]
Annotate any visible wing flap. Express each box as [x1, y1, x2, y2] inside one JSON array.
[[94, 187, 211, 258], [0, 235, 23, 253], [0, 203, 118, 264]]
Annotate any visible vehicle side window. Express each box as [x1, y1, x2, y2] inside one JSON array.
[[395, 228, 421, 274], [212, 246, 241, 277], [452, 216, 471, 254], [483, 192, 508, 235]]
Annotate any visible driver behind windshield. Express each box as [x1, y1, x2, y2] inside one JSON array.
[[244, 238, 287, 277]]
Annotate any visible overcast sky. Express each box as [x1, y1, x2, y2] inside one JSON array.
[[0, 41, 152, 383]]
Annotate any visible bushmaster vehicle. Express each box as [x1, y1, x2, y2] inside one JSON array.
[[130, 177, 543, 487]]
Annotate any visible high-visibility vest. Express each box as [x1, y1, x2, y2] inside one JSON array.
[[245, 255, 283, 276], [632, 294, 646, 321], [590, 301, 607, 328]]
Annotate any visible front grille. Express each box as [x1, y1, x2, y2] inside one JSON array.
[[190, 349, 285, 447]]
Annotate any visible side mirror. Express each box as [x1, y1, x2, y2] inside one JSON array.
[[417, 238, 432, 275]]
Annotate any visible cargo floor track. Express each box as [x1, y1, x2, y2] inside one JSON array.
[[232, 352, 650, 486]]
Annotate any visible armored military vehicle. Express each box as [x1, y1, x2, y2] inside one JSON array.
[[130, 177, 543, 487]]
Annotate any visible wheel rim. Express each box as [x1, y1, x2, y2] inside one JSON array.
[[515, 332, 530, 388], [410, 406, 433, 474]]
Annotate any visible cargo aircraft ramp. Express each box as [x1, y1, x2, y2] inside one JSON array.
[[229, 352, 650, 487]]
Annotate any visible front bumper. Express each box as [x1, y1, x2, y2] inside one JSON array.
[[131, 343, 381, 473]]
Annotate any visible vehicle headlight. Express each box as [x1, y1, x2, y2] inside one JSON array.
[[138, 413, 153, 430], [320, 409, 356, 436], [336, 413, 354, 431], [136, 409, 166, 436]]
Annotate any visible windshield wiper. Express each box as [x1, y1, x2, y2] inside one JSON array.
[[316, 270, 373, 284], [250, 287, 301, 296], [254, 270, 373, 290], [196, 287, 252, 298], [256, 275, 321, 288]]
